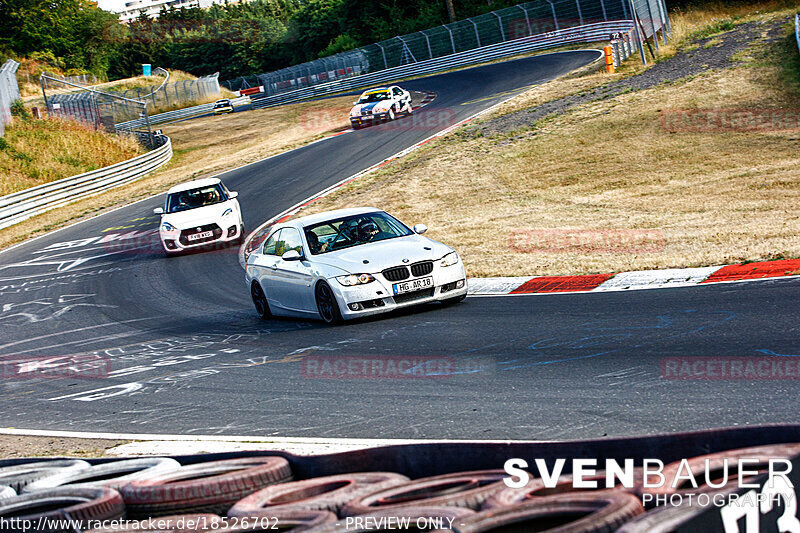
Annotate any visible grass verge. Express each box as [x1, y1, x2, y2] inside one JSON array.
[[291, 4, 800, 278], [0, 95, 354, 250]]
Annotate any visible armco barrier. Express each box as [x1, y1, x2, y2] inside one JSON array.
[[0, 135, 172, 230], [115, 96, 250, 132], [250, 21, 635, 110]]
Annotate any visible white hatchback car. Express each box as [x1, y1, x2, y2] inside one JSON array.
[[245, 208, 467, 324], [153, 178, 244, 255]]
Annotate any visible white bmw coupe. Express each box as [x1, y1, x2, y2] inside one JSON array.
[[349, 86, 412, 129], [245, 208, 467, 324], [153, 177, 244, 255]]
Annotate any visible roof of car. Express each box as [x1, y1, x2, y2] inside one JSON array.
[[362, 88, 389, 94], [215, 99, 231, 103], [166, 177, 222, 195], [291, 207, 384, 227]]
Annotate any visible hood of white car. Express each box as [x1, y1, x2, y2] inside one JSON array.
[[317, 235, 452, 273], [350, 101, 390, 116], [161, 201, 237, 230]]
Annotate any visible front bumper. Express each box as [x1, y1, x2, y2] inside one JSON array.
[[331, 262, 468, 319], [213, 107, 234, 115], [350, 113, 388, 126], [160, 222, 241, 253]]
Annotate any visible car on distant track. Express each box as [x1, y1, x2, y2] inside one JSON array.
[[153, 178, 244, 255], [212, 98, 234, 115], [245, 208, 467, 324], [349, 86, 412, 129]]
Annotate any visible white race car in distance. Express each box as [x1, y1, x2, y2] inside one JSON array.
[[245, 208, 467, 324], [349, 86, 412, 129], [153, 177, 244, 255]]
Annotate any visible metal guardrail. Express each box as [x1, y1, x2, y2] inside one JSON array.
[[796, 14, 800, 55], [248, 21, 634, 109], [115, 96, 250, 132], [0, 136, 173, 230]]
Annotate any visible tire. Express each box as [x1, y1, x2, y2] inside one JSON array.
[[120, 457, 292, 518], [482, 469, 642, 510], [0, 487, 125, 532], [251, 281, 272, 320], [386, 108, 396, 121], [228, 472, 409, 517], [23, 457, 181, 493], [305, 507, 474, 533], [638, 443, 800, 504], [340, 470, 509, 517], [0, 486, 14, 500], [315, 281, 343, 325], [453, 492, 644, 533], [0, 459, 90, 493], [225, 510, 336, 532], [84, 514, 223, 532]]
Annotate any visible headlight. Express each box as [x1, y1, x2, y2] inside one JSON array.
[[161, 222, 176, 232], [439, 251, 459, 267], [336, 273, 375, 286], [222, 208, 233, 217]]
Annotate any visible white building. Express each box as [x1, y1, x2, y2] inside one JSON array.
[[110, 0, 230, 22]]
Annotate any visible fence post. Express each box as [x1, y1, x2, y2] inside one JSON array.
[[444, 24, 457, 53], [629, 0, 647, 65], [621, 0, 628, 19], [644, 0, 659, 51], [600, 0, 607, 21], [518, 5, 532, 36], [656, 0, 669, 44], [469, 18, 481, 47], [421, 31, 433, 59], [575, 0, 584, 26], [375, 43, 389, 70], [545, 0, 560, 30], [491, 11, 505, 42]]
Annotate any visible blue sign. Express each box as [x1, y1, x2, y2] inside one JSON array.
[[142, 64, 152, 76]]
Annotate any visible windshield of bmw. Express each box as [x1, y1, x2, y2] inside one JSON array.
[[357, 91, 390, 103], [166, 184, 228, 213], [214, 101, 230, 108], [304, 212, 412, 254]]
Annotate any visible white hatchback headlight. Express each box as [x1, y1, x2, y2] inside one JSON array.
[[336, 273, 375, 286], [439, 251, 459, 267]]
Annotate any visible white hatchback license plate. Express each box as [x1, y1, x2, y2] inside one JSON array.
[[188, 231, 213, 241], [393, 276, 433, 295]]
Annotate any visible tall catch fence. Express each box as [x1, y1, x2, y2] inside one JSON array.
[[41, 74, 156, 147], [224, 0, 669, 98], [114, 72, 221, 111], [0, 59, 21, 138]]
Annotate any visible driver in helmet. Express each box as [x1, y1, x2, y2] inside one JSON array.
[[357, 219, 379, 243]]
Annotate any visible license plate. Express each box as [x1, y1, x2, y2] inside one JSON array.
[[188, 231, 213, 241], [393, 276, 433, 295]]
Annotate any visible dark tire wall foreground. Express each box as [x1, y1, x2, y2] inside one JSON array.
[[0, 444, 796, 532]]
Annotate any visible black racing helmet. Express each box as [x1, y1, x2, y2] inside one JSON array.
[[357, 220, 379, 241]]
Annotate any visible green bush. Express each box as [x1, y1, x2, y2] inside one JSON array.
[[10, 100, 30, 120]]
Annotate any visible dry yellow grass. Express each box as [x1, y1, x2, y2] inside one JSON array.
[[0, 96, 354, 249], [294, 10, 800, 277], [0, 117, 143, 196]]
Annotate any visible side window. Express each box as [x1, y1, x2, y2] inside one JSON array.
[[263, 229, 281, 255], [279, 228, 303, 257]]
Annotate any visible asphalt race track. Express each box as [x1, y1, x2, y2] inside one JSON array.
[[2, 50, 799, 440]]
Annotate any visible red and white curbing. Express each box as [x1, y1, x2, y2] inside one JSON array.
[[469, 259, 800, 296]]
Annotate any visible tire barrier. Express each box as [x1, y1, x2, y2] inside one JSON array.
[[0, 459, 90, 493], [0, 442, 798, 532], [340, 470, 509, 516], [23, 458, 181, 492], [0, 485, 15, 499], [0, 486, 125, 532], [452, 492, 644, 533], [227, 472, 409, 516], [119, 458, 293, 517]]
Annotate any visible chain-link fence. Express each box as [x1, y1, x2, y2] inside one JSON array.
[[113, 73, 221, 112], [41, 74, 156, 148], [0, 59, 21, 138], [224, 0, 668, 97]]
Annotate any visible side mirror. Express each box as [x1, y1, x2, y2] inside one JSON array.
[[153, 207, 164, 215], [413, 224, 428, 235], [282, 249, 302, 261], [229, 191, 238, 199]]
